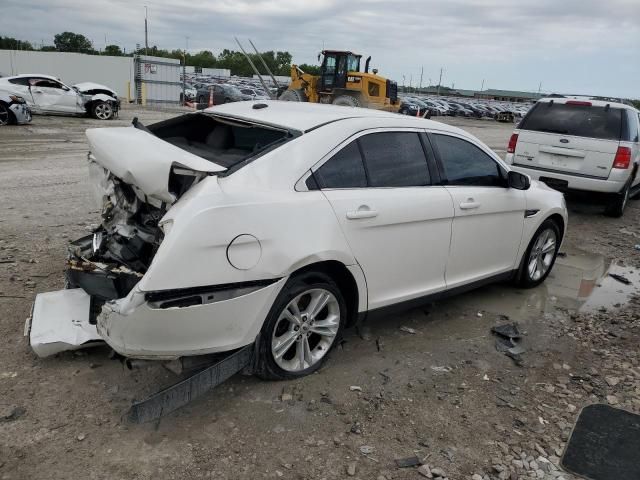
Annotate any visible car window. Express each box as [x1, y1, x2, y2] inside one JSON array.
[[520, 102, 623, 140], [359, 132, 430, 187], [32, 78, 64, 89], [8, 77, 31, 86], [432, 134, 504, 187], [315, 141, 367, 189]]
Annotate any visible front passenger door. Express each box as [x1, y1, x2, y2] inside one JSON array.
[[429, 133, 526, 288]]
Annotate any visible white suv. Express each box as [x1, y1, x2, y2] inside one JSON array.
[[505, 98, 640, 217]]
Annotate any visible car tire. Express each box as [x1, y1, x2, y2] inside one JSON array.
[[91, 101, 114, 120], [604, 180, 631, 217], [255, 272, 346, 381], [515, 219, 561, 288], [0, 102, 15, 126], [332, 95, 361, 107], [279, 89, 307, 102]]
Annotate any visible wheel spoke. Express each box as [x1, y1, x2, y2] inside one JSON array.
[[273, 330, 298, 359], [297, 337, 306, 370], [307, 291, 330, 318], [303, 337, 313, 365], [282, 308, 301, 326]]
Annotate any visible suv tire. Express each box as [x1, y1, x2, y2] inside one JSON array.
[[604, 180, 631, 217]]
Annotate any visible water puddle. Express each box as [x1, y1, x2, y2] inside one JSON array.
[[546, 248, 639, 313]]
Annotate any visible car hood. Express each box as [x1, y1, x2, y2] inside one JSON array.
[[86, 127, 225, 203], [73, 82, 117, 96]]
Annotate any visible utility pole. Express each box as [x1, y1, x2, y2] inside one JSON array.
[[402, 75, 405, 93], [437, 67, 443, 96], [537, 81, 542, 97], [481, 79, 485, 92], [419, 65, 423, 92], [144, 6, 149, 55], [409, 74, 412, 92]]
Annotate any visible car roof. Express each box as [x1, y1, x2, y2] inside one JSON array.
[[537, 97, 637, 111], [3, 74, 60, 81], [205, 100, 440, 132]]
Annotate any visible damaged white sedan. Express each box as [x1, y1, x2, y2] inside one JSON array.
[[0, 74, 119, 120], [29, 101, 567, 379]]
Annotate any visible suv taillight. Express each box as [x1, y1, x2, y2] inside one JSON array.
[[613, 146, 632, 169], [507, 133, 519, 154]]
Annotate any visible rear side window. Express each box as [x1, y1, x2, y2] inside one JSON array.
[[8, 77, 30, 86], [520, 102, 623, 140], [359, 132, 430, 187], [315, 141, 367, 189], [432, 134, 504, 187]]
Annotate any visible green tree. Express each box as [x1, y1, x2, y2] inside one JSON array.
[[297, 63, 321, 75], [0, 36, 34, 50], [54, 32, 94, 53], [104, 44, 123, 56]]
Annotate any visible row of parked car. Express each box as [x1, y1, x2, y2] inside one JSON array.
[[399, 95, 532, 122], [180, 73, 283, 105]]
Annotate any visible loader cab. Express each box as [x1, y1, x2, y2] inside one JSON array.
[[319, 50, 361, 92]]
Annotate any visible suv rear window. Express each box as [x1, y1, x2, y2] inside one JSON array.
[[520, 103, 623, 140]]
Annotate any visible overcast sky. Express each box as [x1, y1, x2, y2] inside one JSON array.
[[4, 0, 639, 98]]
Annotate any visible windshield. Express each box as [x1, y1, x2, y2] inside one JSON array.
[[520, 103, 623, 140], [346, 55, 360, 72]]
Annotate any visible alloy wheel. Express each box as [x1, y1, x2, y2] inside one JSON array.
[[527, 228, 557, 282], [0, 104, 9, 126], [94, 102, 113, 120], [271, 288, 340, 372]]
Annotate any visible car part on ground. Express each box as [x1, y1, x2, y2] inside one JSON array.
[[28, 101, 567, 400], [0, 90, 31, 125], [506, 97, 640, 217], [0, 75, 119, 120]]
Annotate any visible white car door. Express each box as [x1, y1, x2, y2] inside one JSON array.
[[29, 78, 81, 114], [428, 132, 526, 288], [312, 130, 454, 310]]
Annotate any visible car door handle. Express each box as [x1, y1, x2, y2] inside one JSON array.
[[459, 199, 480, 210], [346, 206, 378, 219]]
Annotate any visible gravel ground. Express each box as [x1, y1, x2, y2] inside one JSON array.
[[1, 107, 639, 480]]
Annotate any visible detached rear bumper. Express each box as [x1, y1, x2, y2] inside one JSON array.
[[27, 289, 103, 357]]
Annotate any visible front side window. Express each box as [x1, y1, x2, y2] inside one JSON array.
[[359, 132, 430, 187], [315, 141, 367, 189], [432, 134, 504, 187], [32, 78, 64, 89]]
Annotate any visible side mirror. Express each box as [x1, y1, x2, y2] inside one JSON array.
[[508, 170, 530, 190]]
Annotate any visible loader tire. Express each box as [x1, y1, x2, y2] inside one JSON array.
[[332, 95, 361, 107], [279, 89, 307, 102]]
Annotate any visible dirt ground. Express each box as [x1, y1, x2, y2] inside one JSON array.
[[1, 107, 639, 480]]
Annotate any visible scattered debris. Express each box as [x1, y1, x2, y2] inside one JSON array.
[[417, 464, 432, 477], [399, 326, 417, 334], [431, 366, 452, 373], [349, 385, 362, 392], [359, 445, 375, 455], [346, 461, 357, 476], [609, 273, 632, 285], [491, 322, 525, 366], [0, 406, 26, 422], [394, 456, 421, 468], [76, 433, 86, 441]]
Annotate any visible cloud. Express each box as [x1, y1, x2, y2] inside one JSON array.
[[3, 0, 639, 97]]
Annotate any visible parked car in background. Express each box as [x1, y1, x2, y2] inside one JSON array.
[[196, 83, 253, 105], [398, 98, 425, 116], [0, 89, 31, 125], [179, 83, 198, 103], [506, 98, 640, 217], [239, 87, 270, 100], [0, 74, 119, 120], [29, 101, 566, 383]]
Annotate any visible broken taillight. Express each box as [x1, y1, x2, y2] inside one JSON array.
[[507, 133, 519, 154], [613, 146, 632, 169]]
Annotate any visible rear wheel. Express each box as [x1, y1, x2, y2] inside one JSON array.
[[0, 102, 14, 126], [332, 95, 361, 107], [256, 273, 345, 380], [515, 219, 560, 288], [92, 101, 114, 120], [279, 89, 307, 102], [604, 180, 631, 217]]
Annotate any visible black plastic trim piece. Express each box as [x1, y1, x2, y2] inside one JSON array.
[[144, 278, 280, 303], [512, 162, 608, 180]]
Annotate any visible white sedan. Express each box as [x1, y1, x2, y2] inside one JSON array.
[[29, 101, 567, 380]]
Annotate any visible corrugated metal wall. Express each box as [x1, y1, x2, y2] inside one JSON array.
[[0, 50, 134, 98], [136, 55, 182, 104]]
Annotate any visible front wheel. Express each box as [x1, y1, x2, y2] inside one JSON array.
[[91, 101, 114, 120], [0, 102, 14, 126], [332, 95, 361, 107], [256, 273, 346, 380], [515, 219, 561, 288]]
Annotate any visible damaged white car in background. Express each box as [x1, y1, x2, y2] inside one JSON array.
[[0, 74, 119, 120], [28, 101, 567, 382]]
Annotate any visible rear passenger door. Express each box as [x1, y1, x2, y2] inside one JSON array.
[[312, 130, 454, 310], [429, 132, 525, 287]]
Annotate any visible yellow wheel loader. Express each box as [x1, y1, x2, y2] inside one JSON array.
[[280, 50, 399, 111]]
